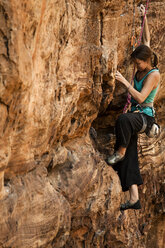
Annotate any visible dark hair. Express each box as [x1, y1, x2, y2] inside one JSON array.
[[131, 44, 158, 67]]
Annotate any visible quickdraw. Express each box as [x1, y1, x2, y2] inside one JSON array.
[[131, 35, 137, 49]]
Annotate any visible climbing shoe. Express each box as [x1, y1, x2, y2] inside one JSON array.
[[106, 152, 125, 165], [120, 200, 141, 211]]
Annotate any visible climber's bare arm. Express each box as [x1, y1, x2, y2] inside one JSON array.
[[115, 70, 160, 104], [139, 4, 150, 47]]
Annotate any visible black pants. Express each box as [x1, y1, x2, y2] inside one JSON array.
[[113, 112, 154, 192], [115, 113, 144, 149]]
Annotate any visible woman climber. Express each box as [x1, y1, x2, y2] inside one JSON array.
[[107, 4, 160, 211]]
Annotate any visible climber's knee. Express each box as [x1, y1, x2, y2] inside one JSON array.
[[116, 113, 129, 125]]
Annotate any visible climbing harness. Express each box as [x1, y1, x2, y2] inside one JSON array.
[[123, 0, 151, 114], [139, 113, 160, 138], [131, 101, 160, 137], [139, 114, 147, 133]]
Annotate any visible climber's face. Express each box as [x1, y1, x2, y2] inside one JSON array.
[[134, 58, 148, 71]]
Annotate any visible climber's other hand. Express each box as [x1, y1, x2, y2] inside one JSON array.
[[138, 4, 145, 17], [115, 71, 127, 85]]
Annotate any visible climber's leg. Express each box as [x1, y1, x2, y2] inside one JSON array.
[[120, 184, 141, 211], [107, 113, 143, 165], [116, 113, 143, 148], [129, 184, 139, 204]]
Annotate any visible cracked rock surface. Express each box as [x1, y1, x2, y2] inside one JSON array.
[[0, 0, 164, 247]]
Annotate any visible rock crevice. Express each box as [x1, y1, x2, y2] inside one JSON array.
[[0, 0, 164, 247]]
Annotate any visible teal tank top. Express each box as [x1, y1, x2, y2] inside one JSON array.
[[131, 68, 159, 117]]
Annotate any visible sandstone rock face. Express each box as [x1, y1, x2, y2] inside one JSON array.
[[0, 0, 164, 247]]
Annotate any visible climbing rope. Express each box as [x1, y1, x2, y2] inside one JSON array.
[[123, 0, 151, 113]]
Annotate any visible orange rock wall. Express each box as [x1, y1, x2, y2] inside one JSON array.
[[0, 0, 164, 247]]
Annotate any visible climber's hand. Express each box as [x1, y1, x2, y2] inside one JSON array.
[[115, 71, 127, 85], [138, 4, 145, 17]]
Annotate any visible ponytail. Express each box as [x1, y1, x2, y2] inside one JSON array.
[[152, 51, 158, 67]]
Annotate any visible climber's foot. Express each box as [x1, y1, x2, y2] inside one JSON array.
[[120, 200, 141, 211], [106, 151, 125, 165]]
